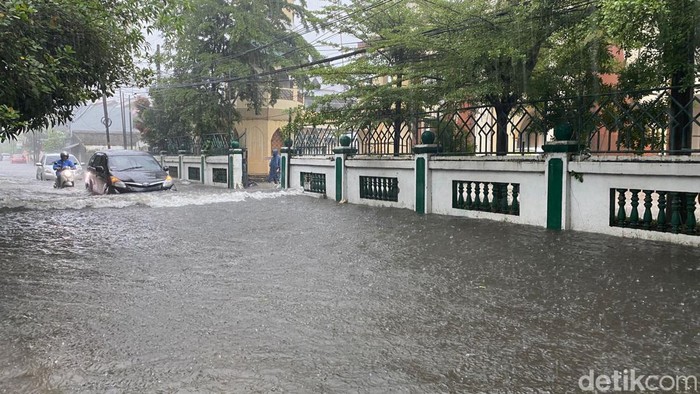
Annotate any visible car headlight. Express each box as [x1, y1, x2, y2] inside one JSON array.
[[163, 175, 173, 188], [109, 175, 126, 188]]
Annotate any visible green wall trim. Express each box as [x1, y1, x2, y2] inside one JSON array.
[[335, 157, 343, 201], [227, 154, 233, 189], [201, 155, 205, 184], [415, 157, 426, 214], [547, 158, 563, 230], [281, 156, 287, 188]]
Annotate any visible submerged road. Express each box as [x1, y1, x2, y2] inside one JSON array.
[[1, 159, 699, 393]]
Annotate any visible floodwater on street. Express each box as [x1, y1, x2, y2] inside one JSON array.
[[1, 160, 699, 393]]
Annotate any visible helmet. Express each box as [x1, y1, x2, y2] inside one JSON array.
[[60, 151, 69, 160]]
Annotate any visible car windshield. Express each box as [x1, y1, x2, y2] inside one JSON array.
[[46, 155, 78, 164], [108, 155, 162, 172]]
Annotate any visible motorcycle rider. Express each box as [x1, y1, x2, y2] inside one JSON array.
[[52, 151, 76, 188]]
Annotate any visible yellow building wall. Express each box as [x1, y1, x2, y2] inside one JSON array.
[[235, 90, 303, 175]]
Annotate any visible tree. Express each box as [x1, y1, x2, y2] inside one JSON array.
[[307, 0, 605, 154], [132, 96, 152, 135], [0, 0, 162, 141], [139, 86, 198, 151], [42, 129, 67, 152], [307, 0, 430, 155], [599, 0, 699, 153], [142, 0, 322, 145]]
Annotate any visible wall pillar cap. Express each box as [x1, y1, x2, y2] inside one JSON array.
[[333, 146, 357, 154], [413, 144, 441, 154], [542, 141, 584, 153]]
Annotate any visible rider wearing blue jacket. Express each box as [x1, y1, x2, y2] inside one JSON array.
[[52, 151, 76, 188]]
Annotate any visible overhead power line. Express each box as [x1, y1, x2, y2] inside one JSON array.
[[151, 48, 369, 91], [151, 0, 599, 92]]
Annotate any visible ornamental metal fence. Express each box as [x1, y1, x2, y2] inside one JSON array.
[[291, 121, 413, 156], [291, 85, 699, 156], [149, 133, 237, 155]]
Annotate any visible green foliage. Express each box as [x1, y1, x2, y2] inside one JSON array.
[[280, 107, 321, 141], [599, 0, 699, 89], [42, 129, 67, 152], [131, 96, 151, 134], [307, 0, 433, 128], [142, 0, 322, 144], [305, 0, 697, 152], [0, 0, 162, 140], [138, 85, 194, 148], [599, 95, 668, 153], [307, 0, 602, 139], [425, 117, 476, 154]]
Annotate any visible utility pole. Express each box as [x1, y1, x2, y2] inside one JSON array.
[[101, 94, 112, 149], [128, 94, 134, 150], [32, 131, 37, 163], [120, 88, 127, 149]]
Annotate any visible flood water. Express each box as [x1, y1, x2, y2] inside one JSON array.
[[1, 161, 699, 393]]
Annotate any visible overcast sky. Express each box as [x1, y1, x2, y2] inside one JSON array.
[[135, 0, 351, 95], [300, 0, 355, 60]]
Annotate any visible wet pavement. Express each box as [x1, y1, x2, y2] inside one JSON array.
[[1, 159, 699, 393]]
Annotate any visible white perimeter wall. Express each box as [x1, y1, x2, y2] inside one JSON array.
[[568, 158, 700, 245], [346, 158, 415, 210], [289, 156, 335, 196], [161, 155, 233, 188], [430, 157, 547, 227]]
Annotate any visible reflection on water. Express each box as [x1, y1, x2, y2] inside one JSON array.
[[0, 175, 698, 392]]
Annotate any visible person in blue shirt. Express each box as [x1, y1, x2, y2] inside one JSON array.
[[268, 149, 281, 184], [52, 151, 76, 188]]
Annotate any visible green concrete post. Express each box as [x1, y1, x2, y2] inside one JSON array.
[[544, 153, 572, 231], [413, 138, 440, 214], [201, 155, 205, 184], [280, 147, 292, 189], [227, 153, 233, 189], [178, 153, 184, 180], [333, 138, 356, 202]]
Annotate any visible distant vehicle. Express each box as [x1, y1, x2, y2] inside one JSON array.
[[85, 150, 173, 195], [36, 153, 83, 180], [10, 154, 26, 164], [1, 153, 9, 160]]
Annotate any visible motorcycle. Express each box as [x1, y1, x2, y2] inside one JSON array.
[[56, 167, 76, 188]]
